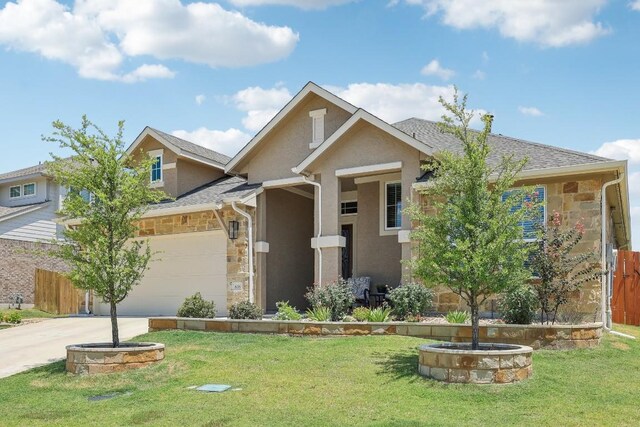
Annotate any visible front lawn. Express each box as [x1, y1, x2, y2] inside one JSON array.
[[0, 308, 61, 320], [1, 327, 639, 426]]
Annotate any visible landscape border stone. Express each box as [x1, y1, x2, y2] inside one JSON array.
[[66, 342, 165, 374]]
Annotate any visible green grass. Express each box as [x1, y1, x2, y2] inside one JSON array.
[[0, 308, 61, 320], [1, 327, 639, 427]]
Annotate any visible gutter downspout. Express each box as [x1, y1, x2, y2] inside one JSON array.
[[301, 176, 323, 286], [600, 174, 635, 339], [231, 201, 255, 304]]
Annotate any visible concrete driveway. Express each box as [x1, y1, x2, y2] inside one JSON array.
[[0, 316, 149, 378]]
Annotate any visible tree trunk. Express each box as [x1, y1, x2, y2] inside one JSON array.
[[110, 300, 120, 348], [471, 302, 480, 350]]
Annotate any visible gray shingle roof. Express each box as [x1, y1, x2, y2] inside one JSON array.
[[393, 118, 612, 172], [148, 176, 259, 213], [0, 163, 48, 182], [149, 128, 231, 167], [0, 201, 50, 219]]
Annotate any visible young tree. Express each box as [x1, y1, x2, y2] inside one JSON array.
[[530, 210, 603, 324], [408, 91, 539, 349], [45, 117, 165, 347]]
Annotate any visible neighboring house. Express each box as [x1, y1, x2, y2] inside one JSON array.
[[91, 82, 631, 318], [0, 163, 67, 305]]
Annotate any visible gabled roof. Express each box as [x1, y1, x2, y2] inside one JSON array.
[[393, 118, 613, 172], [126, 127, 230, 170], [293, 109, 434, 174], [0, 162, 48, 184], [225, 81, 358, 173], [146, 175, 259, 215]]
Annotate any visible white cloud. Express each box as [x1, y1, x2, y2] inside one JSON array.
[[420, 59, 455, 80], [404, 0, 610, 47], [195, 94, 206, 105], [591, 139, 640, 164], [472, 70, 486, 80], [631, 1, 640, 11], [171, 127, 251, 157], [228, 0, 355, 9], [231, 86, 292, 132], [0, 0, 298, 81], [518, 106, 544, 117]]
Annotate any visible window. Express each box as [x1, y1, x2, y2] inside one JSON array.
[[502, 186, 546, 241], [341, 201, 358, 215], [385, 182, 402, 229], [150, 155, 162, 183], [9, 185, 21, 198], [309, 108, 327, 147], [23, 183, 36, 196]]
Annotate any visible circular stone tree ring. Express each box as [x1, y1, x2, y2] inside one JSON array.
[[66, 342, 165, 375], [418, 342, 533, 384]]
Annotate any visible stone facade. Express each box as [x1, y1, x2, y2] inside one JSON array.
[[421, 177, 605, 317], [134, 207, 256, 312], [0, 238, 68, 304], [148, 318, 602, 350], [418, 343, 533, 384], [66, 342, 165, 375]]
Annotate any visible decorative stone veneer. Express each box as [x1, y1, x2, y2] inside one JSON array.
[[0, 238, 68, 304], [66, 342, 165, 374], [134, 206, 256, 313], [149, 318, 602, 350], [421, 177, 605, 316], [418, 343, 533, 384]]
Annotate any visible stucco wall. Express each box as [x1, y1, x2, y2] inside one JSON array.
[[355, 182, 402, 287], [245, 94, 353, 184], [131, 136, 179, 197], [265, 189, 314, 311], [176, 159, 224, 196]]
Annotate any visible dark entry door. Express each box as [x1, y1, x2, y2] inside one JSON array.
[[341, 224, 353, 279]]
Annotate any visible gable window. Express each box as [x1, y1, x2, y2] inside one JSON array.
[[309, 108, 327, 148], [502, 185, 546, 241], [9, 185, 21, 198], [385, 181, 402, 230], [150, 154, 162, 183], [341, 201, 358, 215], [23, 183, 36, 197]]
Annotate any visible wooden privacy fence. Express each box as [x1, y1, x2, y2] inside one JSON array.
[[611, 250, 640, 326], [34, 269, 86, 315]]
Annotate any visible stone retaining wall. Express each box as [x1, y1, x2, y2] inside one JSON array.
[[66, 343, 165, 375], [148, 318, 602, 350]]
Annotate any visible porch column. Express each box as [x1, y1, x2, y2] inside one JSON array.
[[399, 156, 420, 283], [255, 191, 268, 311], [313, 173, 343, 285]]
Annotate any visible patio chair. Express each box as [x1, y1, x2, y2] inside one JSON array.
[[348, 276, 370, 307]]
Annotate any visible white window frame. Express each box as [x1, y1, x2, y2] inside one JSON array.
[[22, 182, 36, 197], [380, 180, 402, 236], [309, 108, 327, 148], [149, 149, 164, 187], [340, 200, 358, 216], [9, 185, 21, 198]]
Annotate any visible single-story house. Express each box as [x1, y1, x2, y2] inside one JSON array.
[[93, 82, 631, 318]]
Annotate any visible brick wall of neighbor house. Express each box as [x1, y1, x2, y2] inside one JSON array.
[[421, 177, 604, 319], [0, 238, 68, 304], [135, 207, 256, 311]]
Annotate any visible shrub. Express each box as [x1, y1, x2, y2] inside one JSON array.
[[177, 292, 216, 318], [352, 306, 370, 322], [273, 301, 302, 321], [305, 279, 355, 321], [445, 310, 470, 324], [387, 284, 433, 320], [366, 307, 392, 322], [498, 285, 538, 324], [2, 311, 22, 324], [306, 306, 331, 322], [229, 301, 262, 320]]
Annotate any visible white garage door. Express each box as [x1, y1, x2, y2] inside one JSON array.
[[94, 231, 228, 316]]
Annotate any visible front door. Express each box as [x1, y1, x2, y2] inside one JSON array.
[[341, 224, 353, 279]]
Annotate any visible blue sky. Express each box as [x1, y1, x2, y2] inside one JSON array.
[[0, 0, 639, 245]]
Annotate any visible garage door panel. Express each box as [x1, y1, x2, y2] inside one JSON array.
[[95, 231, 229, 316]]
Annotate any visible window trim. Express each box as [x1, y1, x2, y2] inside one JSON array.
[[22, 182, 36, 197], [340, 200, 358, 216], [9, 182, 37, 199], [379, 180, 402, 236], [9, 185, 21, 198], [149, 150, 164, 186], [503, 184, 547, 243], [309, 108, 327, 148]]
